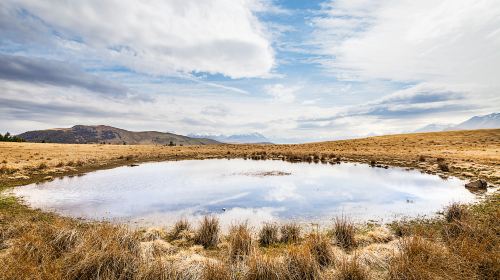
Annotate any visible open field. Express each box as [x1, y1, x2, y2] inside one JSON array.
[[0, 129, 499, 279]]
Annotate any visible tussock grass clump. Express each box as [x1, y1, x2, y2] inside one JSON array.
[[444, 203, 468, 223], [280, 223, 301, 244], [136, 259, 179, 280], [203, 260, 231, 280], [63, 224, 141, 280], [388, 236, 467, 280], [305, 233, 335, 268], [169, 218, 190, 240], [333, 216, 356, 249], [195, 216, 220, 249], [228, 223, 253, 262], [259, 223, 279, 247], [284, 245, 321, 280], [246, 253, 285, 280], [442, 212, 500, 279], [336, 256, 369, 280]]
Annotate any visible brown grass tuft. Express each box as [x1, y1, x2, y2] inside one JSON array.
[[336, 255, 369, 280], [228, 223, 253, 262], [333, 216, 356, 249], [284, 245, 321, 280], [194, 216, 220, 249], [203, 260, 231, 280], [280, 223, 301, 244], [305, 233, 335, 268], [444, 203, 468, 223], [246, 253, 285, 280], [169, 218, 190, 240], [388, 236, 468, 280], [63, 224, 141, 280], [259, 223, 279, 247]]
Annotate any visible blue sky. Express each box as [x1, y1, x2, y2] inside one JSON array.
[[1, 0, 499, 143]]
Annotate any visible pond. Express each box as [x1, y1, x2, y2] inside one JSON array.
[[12, 159, 477, 228]]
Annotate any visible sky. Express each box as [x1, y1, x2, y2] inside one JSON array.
[[1, 0, 499, 143]]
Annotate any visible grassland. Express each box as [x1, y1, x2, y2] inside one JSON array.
[[0, 129, 499, 279]]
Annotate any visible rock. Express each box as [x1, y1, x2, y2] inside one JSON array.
[[465, 179, 488, 190], [43, 175, 53, 181]]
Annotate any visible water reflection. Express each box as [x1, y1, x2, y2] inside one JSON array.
[[12, 159, 477, 228]]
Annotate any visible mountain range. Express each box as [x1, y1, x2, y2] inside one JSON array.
[[415, 113, 500, 133], [17, 125, 220, 145], [188, 132, 272, 144]]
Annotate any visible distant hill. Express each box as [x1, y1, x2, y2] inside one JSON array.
[[415, 113, 500, 133], [17, 125, 220, 145], [189, 132, 272, 144]]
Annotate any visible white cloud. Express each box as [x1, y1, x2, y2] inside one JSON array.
[[264, 83, 301, 103], [2, 0, 275, 78], [314, 0, 500, 86]]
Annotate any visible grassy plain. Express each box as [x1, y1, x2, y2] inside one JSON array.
[[0, 129, 499, 279]]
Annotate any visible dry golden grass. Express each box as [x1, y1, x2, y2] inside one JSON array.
[[1, 129, 499, 190], [0, 129, 499, 279]]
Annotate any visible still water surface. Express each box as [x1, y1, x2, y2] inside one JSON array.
[[12, 159, 476, 228]]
